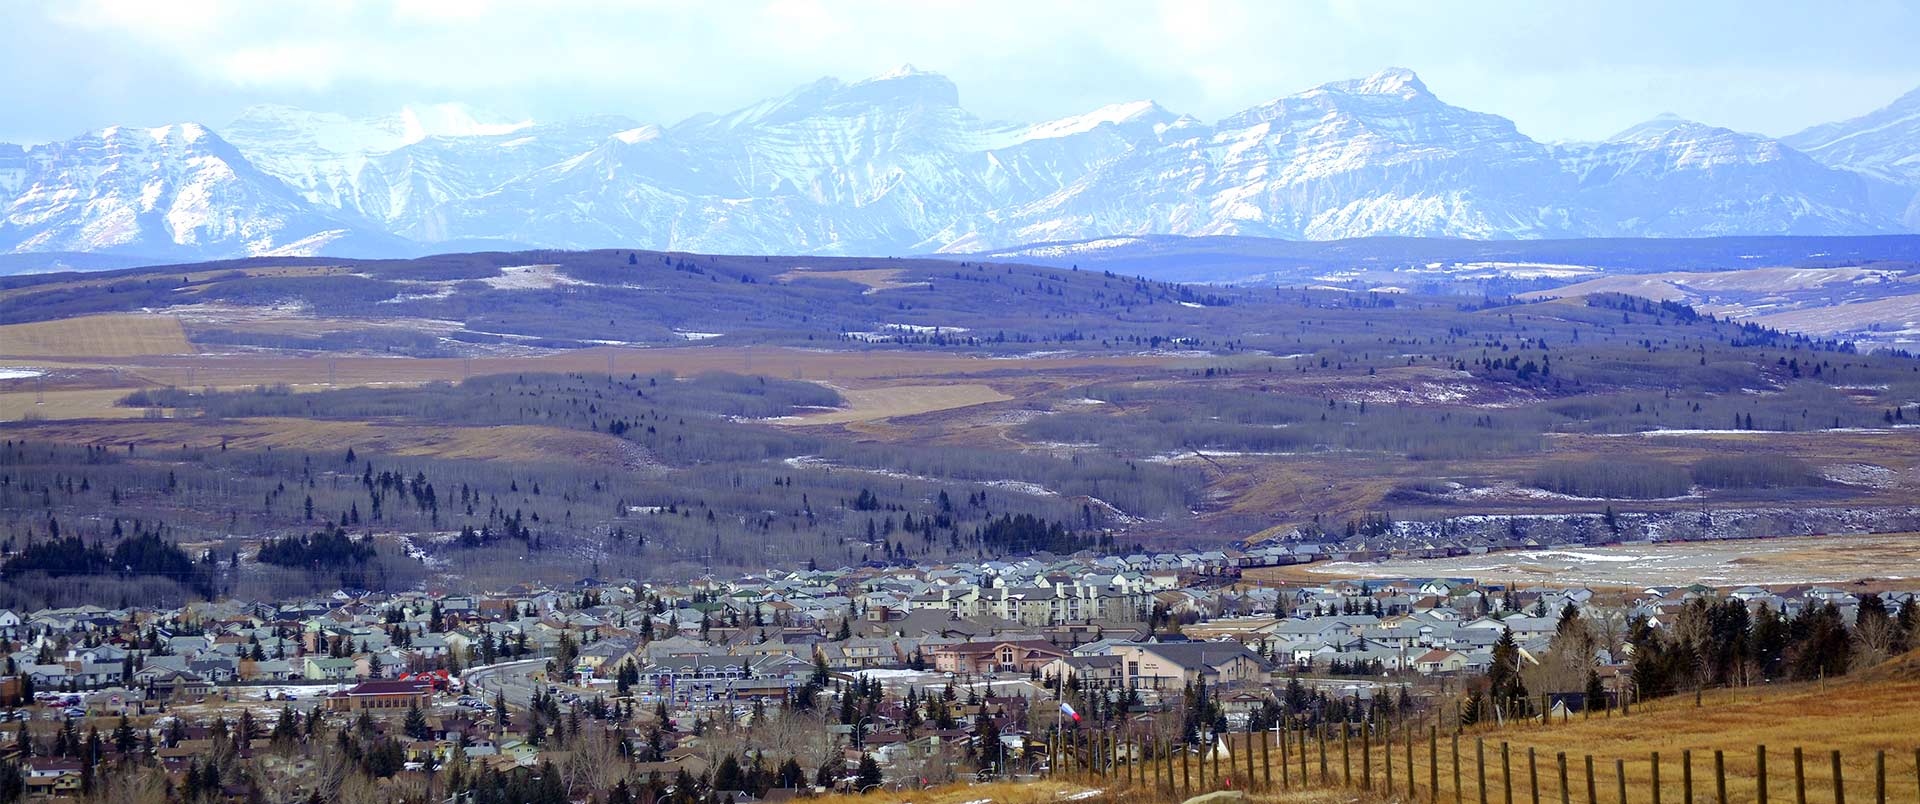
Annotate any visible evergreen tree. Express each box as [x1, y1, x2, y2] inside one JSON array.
[[855, 754, 884, 791]]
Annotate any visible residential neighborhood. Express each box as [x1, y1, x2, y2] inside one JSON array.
[[2, 548, 1910, 800]]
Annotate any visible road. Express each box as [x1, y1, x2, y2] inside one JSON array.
[[461, 658, 549, 712]]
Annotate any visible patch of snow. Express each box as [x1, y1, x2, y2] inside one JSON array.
[[481, 264, 586, 291], [0, 368, 46, 381], [1822, 463, 1898, 488]]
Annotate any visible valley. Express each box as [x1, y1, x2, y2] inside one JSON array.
[[4, 247, 1918, 607]]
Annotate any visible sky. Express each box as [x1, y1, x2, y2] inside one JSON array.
[[3, 0, 1916, 145]]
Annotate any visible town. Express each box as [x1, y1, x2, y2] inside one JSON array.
[[1, 547, 1908, 802]]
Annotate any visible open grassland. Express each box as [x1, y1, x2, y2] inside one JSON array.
[[1248, 533, 1920, 588], [50, 346, 1180, 392], [1437, 676, 1920, 804], [775, 266, 924, 291], [0, 417, 645, 466], [0, 263, 347, 304], [781, 383, 1015, 425], [0, 387, 176, 421], [805, 779, 1378, 804], [0, 313, 194, 357], [0, 347, 1180, 423]]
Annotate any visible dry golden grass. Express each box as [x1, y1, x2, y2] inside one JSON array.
[[1295, 677, 1920, 804], [781, 383, 1014, 425], [0, 263, 347, 304], [805, 778, 1384, 804], [0, 417, 645, 466], [806, 779, 1095, 804], [775, 267, 924, 291], [0, 388, 173, 421], [43, 347, 1173, 391], [0, 314, 194, 358], [1248, 533, 1920, 589]]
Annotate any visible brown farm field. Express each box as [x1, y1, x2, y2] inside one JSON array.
[[0, 313, 195, 358], [0, 417, 648, 466], [779, 382, 1015, 425]]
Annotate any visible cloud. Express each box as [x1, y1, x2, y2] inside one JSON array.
[[9, 0, 1918, 144]]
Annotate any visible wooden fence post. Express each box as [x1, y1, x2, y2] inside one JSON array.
[[1832, 751, 1845, 804], [1758, 746, 1769, 804], [1261, 725, 1272, 790], [1365, 720, 1374, 791], [1165, 738, 1175, 795], [1313, 725, 1328, 786], [1213, 731, 1222, 789], [1504, 742, 1515, 804], [1409, 722, 1417, 799], [1795, 748, 1806, 804], [1684, 749, 1694, 804], [1616, 759, 1627, 804], [1653, 751, 1663, 804], [1245, 724, 1257, 790], [1873, 751, 1883, 804], [1531, 747, 1542, 804], [1558, 753, 1571, 804], [1281, 723, 1291, 789], [1382, 721, 1397, 798], [1455, 733, 1464, 804], [1200, 734, 1210, 791], [1183, 742, 1192, 796], [1478, 738, 1490, 804], [1528, 744, 1543, 804], [1344, 722, 1353, 787], [1716, 751, 1727, 804], [1585, 755, 1597, 804], [1432, 725, 1441, 804]]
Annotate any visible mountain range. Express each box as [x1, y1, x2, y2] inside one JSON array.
[[2, 67, 1918, 262]]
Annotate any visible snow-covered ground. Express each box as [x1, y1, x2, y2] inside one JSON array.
[[481, 264, 585, 291], [0, 368, 45, 381]]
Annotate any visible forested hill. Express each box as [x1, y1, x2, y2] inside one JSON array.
[[0, 249, 1246, 356]]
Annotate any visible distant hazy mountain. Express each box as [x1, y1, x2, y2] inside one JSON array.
[[2, 67, 1916, 262], [0, 123, 398, 258], [1785, 88, 1920, 229]]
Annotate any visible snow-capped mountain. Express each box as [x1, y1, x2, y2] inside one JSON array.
[[977, 68, 1574, 248], [3, 67, 1917, 261], [1785, 88, 1920, 229], [1786, 88, 1920, 185], [1558, 113, 1903, 237], [0, 123, 389, 258]]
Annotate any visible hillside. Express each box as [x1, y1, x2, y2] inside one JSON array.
[[2, 247, 1919, 603]]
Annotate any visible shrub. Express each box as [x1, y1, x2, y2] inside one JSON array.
[[1526, 459, 1690, 499], [1689, 456, 1813, 489]]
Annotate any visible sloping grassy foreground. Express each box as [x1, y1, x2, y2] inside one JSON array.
[[806, 781, 1384, 804]]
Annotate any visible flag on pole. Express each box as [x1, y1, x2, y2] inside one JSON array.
[[1059, 701, 1080, 722]]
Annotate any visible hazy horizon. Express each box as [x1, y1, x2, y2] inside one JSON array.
[[3, 0, 1916, 145]]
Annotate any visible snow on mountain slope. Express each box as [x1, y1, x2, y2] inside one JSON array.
[[973, 68, 1573, 249], [1786, 87, 1920, 185], [4, 69, 1917, 261], [442, 65, 1178, 254], [1557, 114, 1904, 236], [223, 104, 623, 238], [0, 123, 379, 258]]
